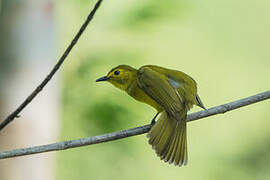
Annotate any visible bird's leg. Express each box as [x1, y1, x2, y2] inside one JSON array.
[[151, 113, 159, 126]]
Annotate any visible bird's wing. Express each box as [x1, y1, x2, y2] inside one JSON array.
[[143, 65, 199, 110], [137, 66, 186, 121]]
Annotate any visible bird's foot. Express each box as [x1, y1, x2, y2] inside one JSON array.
[[150, 113, 159, 126]]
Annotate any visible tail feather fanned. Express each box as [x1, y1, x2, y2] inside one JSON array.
[[147, 112, 188, 166]]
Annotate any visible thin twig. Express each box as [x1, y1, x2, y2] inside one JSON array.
[[0, 90, 269, 160], [0, 0, 103, 131]]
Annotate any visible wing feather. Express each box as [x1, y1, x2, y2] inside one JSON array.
[[137, 66, 184, 120], [141, 65, 199, 111]]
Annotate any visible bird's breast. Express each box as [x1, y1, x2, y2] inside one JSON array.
[[127, 81, 163, 112]]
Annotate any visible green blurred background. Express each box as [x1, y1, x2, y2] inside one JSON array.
[[56, 0, 270, 179]]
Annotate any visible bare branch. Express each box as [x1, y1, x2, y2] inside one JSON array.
[[0, 90, 269, 160], [0, 0, 103, 131]]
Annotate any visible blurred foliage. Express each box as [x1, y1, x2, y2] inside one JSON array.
[[84, 100, 129, 132], [213, 135, 270, 180], [62, 50, 140, 134], [56, 0, 270, 179], [121, 0, 188, 29]]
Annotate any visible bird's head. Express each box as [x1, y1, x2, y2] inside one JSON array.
[[96, 65, 137, 91]]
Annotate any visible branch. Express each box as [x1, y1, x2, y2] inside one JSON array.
[[0, 0, 103, 131], [0, 90, 269, 160]]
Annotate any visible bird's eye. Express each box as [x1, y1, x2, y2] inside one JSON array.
[[114, 70, 120, 75]]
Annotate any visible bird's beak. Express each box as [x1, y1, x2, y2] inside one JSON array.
[[96, 76, 110, 82]]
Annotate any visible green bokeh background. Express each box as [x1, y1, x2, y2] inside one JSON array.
[[56, 0, 270, 179]]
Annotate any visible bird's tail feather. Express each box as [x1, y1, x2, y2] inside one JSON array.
[[147, 112, 187, 166]]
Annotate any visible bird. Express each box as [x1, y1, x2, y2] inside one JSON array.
[[96, 65, 205, 166]]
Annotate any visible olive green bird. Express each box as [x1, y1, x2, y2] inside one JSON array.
[[96, 65, 205, 166]]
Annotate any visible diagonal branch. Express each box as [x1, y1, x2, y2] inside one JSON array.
[[0, 90, 269, 160], [0, 0, 103, 132]]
